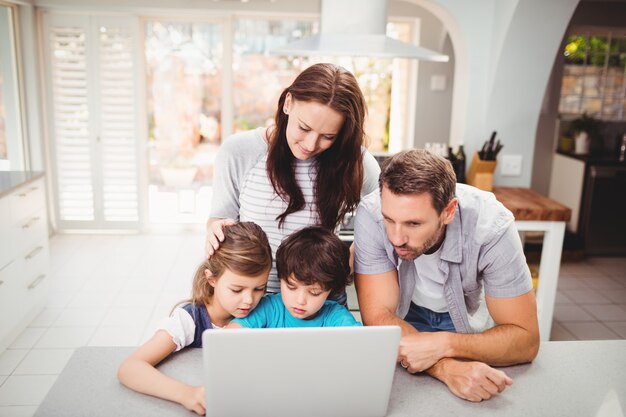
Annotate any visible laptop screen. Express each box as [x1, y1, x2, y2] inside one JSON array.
[[202, 326, 400, 417]]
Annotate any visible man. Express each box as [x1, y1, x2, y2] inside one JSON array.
[[354, 149, 539, 402]]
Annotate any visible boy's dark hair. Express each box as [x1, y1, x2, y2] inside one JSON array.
[[276, 226, 352, 297]]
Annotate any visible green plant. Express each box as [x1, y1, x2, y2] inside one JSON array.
[[569, 113, 602, 139]]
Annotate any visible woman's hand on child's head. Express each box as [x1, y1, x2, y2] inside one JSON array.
[[205, 218, 236, 258], [180, 385, 206, 415]]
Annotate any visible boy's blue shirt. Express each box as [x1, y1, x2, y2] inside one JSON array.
[[233, 293, 361, 328]]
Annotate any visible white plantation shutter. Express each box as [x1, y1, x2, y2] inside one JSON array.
[[44, 14, 141, 229], [49, 24, 94, 221], [97, 23, 139, 222]]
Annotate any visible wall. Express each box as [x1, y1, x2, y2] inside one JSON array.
[[531, 0, 626, 194], [531, 46, 565, 195], [405, 3, 455, 149], [411, 0, 579, 187], [483, 0, 579, 186], [412, 33, 455, 148], [389, 0, 456, 149]]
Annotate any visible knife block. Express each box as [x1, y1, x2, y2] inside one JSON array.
[[467, 152, 497, 191]]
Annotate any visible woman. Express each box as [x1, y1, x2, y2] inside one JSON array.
[[206, 63, 380, 295]]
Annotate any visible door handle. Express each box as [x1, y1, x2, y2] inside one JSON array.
[[0, 260, 14, 273], [27, 274, 46, 290], [25, 246, 44, 260], [18, 186, 39, 197], [21, 217, 41, 229]]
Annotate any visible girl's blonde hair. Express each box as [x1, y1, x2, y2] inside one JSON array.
[[183, 222, 272, 308]]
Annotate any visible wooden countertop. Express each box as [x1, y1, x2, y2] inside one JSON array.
[[493, 187, 571, 222]]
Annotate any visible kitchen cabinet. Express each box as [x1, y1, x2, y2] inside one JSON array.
[[0, 173, 49, 352], [549, 153, 585, 233], [549, 151, 626, 255]]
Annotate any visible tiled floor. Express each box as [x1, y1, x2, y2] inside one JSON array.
[[550, 257, 626, 340], [0, 233, 625, 416]]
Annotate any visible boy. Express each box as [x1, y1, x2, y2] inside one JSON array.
[[228, 226, 360, 328]]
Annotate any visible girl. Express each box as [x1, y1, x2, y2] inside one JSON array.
[[205, 63, 381, 298], [117, 222, 272, 415]]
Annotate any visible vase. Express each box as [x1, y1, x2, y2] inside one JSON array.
[[160, 166, 198, 188], [574, 131, 589, 155]]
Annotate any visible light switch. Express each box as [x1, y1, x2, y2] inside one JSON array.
[[500, 154, 522, 177], [430, 75, 446, 91]]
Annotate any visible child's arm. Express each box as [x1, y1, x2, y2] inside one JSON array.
[[225, 322, 243, 329], [117, 330, 205, 415]]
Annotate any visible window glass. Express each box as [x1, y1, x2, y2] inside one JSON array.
[[144, 20, 223, 223], [232, 18, 317, 133], [0, 4, 24, 170], [559, 34, 626, 120], [232, 18, 413, 152]]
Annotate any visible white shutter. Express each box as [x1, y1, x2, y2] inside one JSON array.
[[97, 23, 139, 222], [48, 23, 94, 221], [44, 14, 141, 229]]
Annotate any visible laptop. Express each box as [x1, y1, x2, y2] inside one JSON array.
[[202, 326, 401, 417]]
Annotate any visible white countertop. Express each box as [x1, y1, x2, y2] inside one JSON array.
[[34, 340, 626, 417]]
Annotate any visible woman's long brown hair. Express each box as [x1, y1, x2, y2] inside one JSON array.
[[266, 63, 366, 230]]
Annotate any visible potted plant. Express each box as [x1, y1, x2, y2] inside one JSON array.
[[569, 113, 601, 155], [160, 155, 198, 188]]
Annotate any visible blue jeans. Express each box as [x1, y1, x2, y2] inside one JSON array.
[[404, 302, 456, 333]]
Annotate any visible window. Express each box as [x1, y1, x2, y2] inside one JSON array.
[[144, 15, 416, 225], [0, 2, 25, 170], [232, 18, 414, 152], [559, 33, 626, 120]]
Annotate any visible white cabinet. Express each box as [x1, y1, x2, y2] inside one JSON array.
[[0, 176, 49, 352], [548, 153, 585, 233]]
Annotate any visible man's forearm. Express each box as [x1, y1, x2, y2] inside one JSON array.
[[445, 323, 539, 366], [361, 307, 417, 337]]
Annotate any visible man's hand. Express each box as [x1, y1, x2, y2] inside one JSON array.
[[398, 332, 451, 372], [179, 385, 206, 415], [432, 358, 513, 402]]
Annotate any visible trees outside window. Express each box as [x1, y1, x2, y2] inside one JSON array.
[[560, 33, 626, 120]]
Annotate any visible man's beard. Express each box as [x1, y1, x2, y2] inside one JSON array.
[[395, 221, 446, 261]]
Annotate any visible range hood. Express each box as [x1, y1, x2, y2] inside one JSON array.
[[271, 0, 449, 61]]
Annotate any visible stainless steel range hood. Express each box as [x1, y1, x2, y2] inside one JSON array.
[[271, 0, 449, 61]]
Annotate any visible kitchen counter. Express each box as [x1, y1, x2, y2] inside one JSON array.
[[551, 151, 626, 256], [0, 171, 45, 199], [493, 187, 571, 221], [34, 341, 626, 417], [556, 150, 626, 166], [492, 187, 570, 341]]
